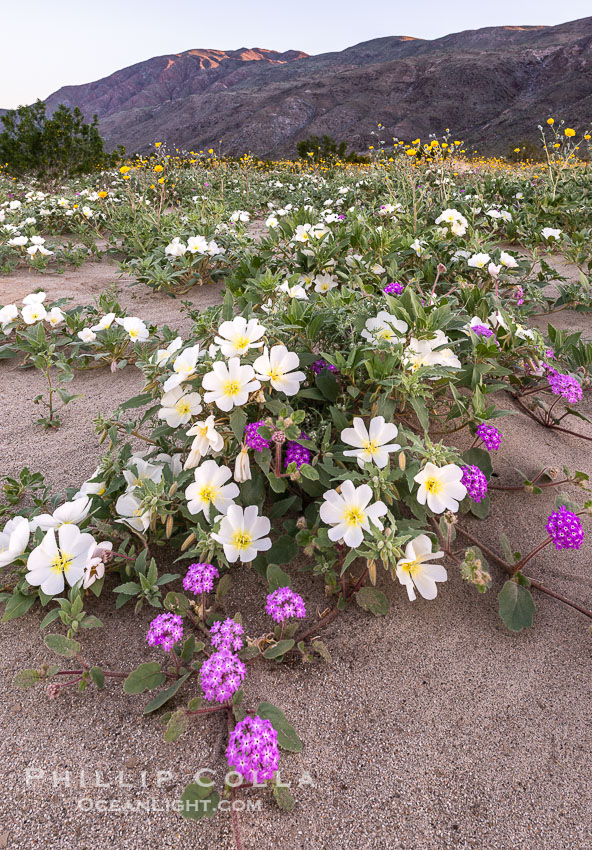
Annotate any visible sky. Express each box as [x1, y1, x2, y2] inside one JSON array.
[[1, 0, 590, 108]]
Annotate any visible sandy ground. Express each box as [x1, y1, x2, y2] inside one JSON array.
[[0, 258, 591, 850]]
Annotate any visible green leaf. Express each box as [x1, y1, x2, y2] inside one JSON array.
[[90, 667, 105, 690], [144, 671, 192, 714], [311, 640, 331, 664], [164, 708, 188, 742], [178, 780, 220, 820], [462, 447, 493, 480], [215, 573, 232, 601], [40, 608, 62, 629], [117, 392, 155, 412], [273, 783, 295, 811], [299, 463, 319, 480], [113, 581, 142, 595], [239, 645, 260, 660], [80, 615, 103, 629], [123, 662, 165, 694], [44, 633, 81, 657], [315, 371, 339, 403], [267, 535, 298, 566], [498, 580, 535, 632], [13, 668, 41, 688], [355, 587, 389, 616], [469, 495, 490, 519], [263, 639, 295, 659], [256, 701, 303, 752], [2, 592, 36, 622], [229, 407, 247, 443], [267, 563, 291, 592], [410, 396, 429, 432]]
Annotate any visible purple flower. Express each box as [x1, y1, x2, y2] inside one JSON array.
[[244, 421, 270, 452], [146, 612, 184, 652], [311, 359, 339, 376], [546, 506, 584, 550], [546, 369, 583, 404], [383, 281, 405, 296], [210, 618, 244, 652], [471, 324, 495, 339], [511, 286, 524, 306], [476, 423, 501, 451], [265, 586, 306, 623], [200, 649, 246, 703], [284, 431, 311, 469], [226, 715, 280, 783], [183, 562, 219, 595], [460, 465, 488, 503]]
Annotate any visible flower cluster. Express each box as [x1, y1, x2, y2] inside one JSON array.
[[460, 465, 488, 503], [226, 715, 280, 783], [383, 281, 405, 295], [200, 649, 247, 703], [265, 586, 307, 622], [476, 423, 501, 451], [146, 613, 184, 652], [310, 358, 339, 375], [284, 432, 311, 469], [210, 618, 244, 652], [182, 562, 219, 595], [244, 420, 270, 452], [547, 369, 583, 404], [545, 506, 584, 550]]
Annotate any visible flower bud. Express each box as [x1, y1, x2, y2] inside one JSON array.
[[181, 532, 196, 552], [398, 452, 406, 471]]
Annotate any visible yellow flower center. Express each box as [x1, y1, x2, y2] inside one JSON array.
[[424, 477, 442, 495], [223, 380, 241, 397], [233, 335, 250, 352], [51, 551, 73, 574], [175, 399, 191, 416], [198, 425, 209, 437], [344, 507, 364, 527], [362, 439, 379, 456], [198, 484, 220, 504], [267, 367, 283, 381], [231, 530, 253, 551], [399, 559, 420, 578]]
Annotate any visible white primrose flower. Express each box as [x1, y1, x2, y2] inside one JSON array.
[[184, 415, 224, 469], [542, 227, 561, 241], [0, 516, 30, 568], [29, 496, 91, 532], [163, 344, 202, 392], [414, 462, 467, 513], [165, 237, 188, 257], [214, 316, 266, 358], [362, 311, 408, 344], [341, 416, 401, 468], [9, 200, 22, 210], [292, 223, 313, 243], [202, 358, 261, 411], [22, 302, 47, 324], [211, 504, 271, 563], [467, 253, 491, 269], [230, 210, 250, 223], [265, 215, 279, 228], [500, 251, 518, 268], [410, 238, 426, 257], [252, 345, 306, 396], [123, 457, 163, 492], [8, 235, 28, 247], [0, 303, 18, 330], [313, 272, 338, 293], [46, 307, 65, 327], [205, 240, 224, 256], [396, 534, 447, 601], [82, 541, 113, 589], [91, 312, 116, 332], [115, 493, 152, 532], [78, 327, 97, 342], [115, 316, 149, 342], [25, 524, 97, 596], [277, 281, 308, 300], [185, 459, 239, 520], [187, 235, 208, 254], [158, 385, 203, 427], [488, 262, 501, 278], [319, 480, 387, 549], [74, 474, 106, 499], [435, 209, 468, 236], [234, 447, 251, 483], [154, 336, 183, 366]]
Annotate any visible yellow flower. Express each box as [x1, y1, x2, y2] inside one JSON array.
[[553, 143, 560, 149], [155, 142, 162, 148], [208, 148, 214, 154], [547, 118, 554, 125], [119, 165, 131, 174], [411, 138, 420, 145], [514, 148, 521, 153], [406, 148, 417, 156], [97, 191, 108, 198], [565, 128, 576, 137], [585, 134, 591, 140], [154, 164, 163, 172], [158, 177, 165, 184]]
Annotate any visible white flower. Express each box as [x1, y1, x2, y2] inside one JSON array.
[[278, 281, 308, 300], [81, 206, 93, 218], [414, 462, 467, 513], [411, 238, 426, 256], [185, 460, 239, 520], [9, 200, 21, 210], [230, 210, 250, 223], [202, 358, 261, 411], [78, 327, 96, 342], [91, 312, 116, 331], [26, 524, 96, 596], [341, 416, 400, 468], [184, 415, 224, 468], [165, 237, 187, 257], [542, 227, 561, 241], [293, 223, 313, 243], [0, 303, 18, 329], [74, 475, 106, 499], [435, 208, 468, 236], [253, 345, 306, 396], [265, 215, 279, 228], [314, 272, 338, 293], [158, 385, 202, 427], [206, 240, 224, 256], [115, 316, 149, 342], [396, 534, 447, 601], [8, 235, 28, 247], [82, 542, 113, 589], [320, 480, 387, 549], [500, 251, 518, 268], [362, 311, 408, 344], [154, 336, 183, 366], [214, 316, 266, 358], [467, 253, 491, 269], [0, 516, 30, 568], [46, 307, 65, 327], [29, 496, 91, 532], [123, 457, 163, 492], [163, 344, 202, 392], [115, 493, 151, 532], [22, 302, 47, 324], [211, 504, 271, 563], [488, 262, 501, 278], [187, 235, 208, 254], [234, 447, 251, 483]]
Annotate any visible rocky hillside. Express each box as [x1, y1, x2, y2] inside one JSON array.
[[31, 17, 592, 155]]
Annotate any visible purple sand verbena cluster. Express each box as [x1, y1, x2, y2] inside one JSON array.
[[244, 420, 270, 452], [545, 506, 584, 550], [471, 324, 495, 339], [226, 715, 280, 783], [310, 359, 338, 375], [146, 612, 184, 652], [210, 618, 244, 652], [265, 586, 307, 622], [200, 649, 246, 703], [546, 369, 583, 404], [284, 431, 311, 470], [383, 281, 405, 295], [460, 465, 488, 503], [183, 562, 219, 595], [476, 422, 501, 451]]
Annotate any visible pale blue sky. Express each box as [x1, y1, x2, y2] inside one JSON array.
[[2, 0, 590, 107]]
